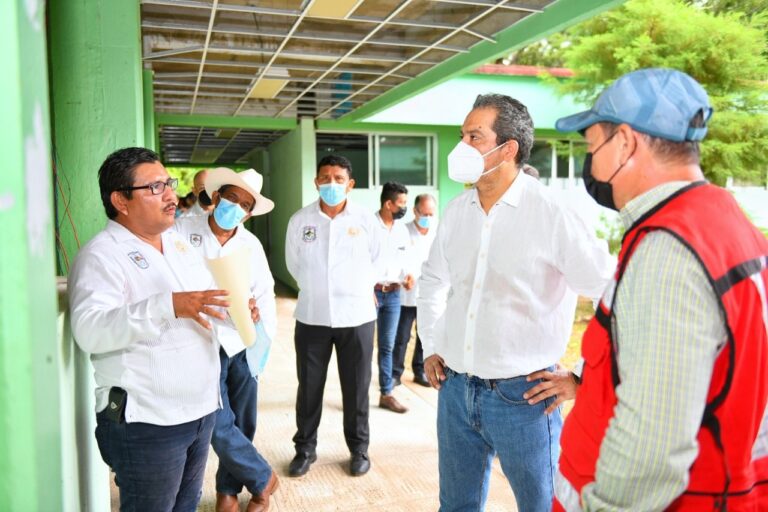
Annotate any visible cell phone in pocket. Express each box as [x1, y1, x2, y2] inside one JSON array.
[[105, 386, 127, 423]]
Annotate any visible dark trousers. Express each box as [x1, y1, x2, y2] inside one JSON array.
[[293, 320, 375, 454], [211, 348, 272, 496], [95, 409, 215, 512], [392, 306, 425, 379]]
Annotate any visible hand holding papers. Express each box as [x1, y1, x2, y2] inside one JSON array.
[[205, 245, 256, 348]]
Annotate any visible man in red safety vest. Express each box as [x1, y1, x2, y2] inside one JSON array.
[[550, 68, 768, 510]]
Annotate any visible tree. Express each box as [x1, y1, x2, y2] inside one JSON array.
[[509, 0, 768, 185]]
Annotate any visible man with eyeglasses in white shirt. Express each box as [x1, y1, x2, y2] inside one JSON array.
[[69, 147, 231, 511], [417, 95, 615, 512]]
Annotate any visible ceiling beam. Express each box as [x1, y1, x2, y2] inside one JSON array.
[[276, 0, 416, 117], [233, 0, 318, 115], [340, 0, 626, 122], [156, 113, 298, 130], [190, 0, 218, 113]]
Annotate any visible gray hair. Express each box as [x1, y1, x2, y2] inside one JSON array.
[[472, 93, 534, 165]]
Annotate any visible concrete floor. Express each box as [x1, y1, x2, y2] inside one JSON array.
[[112, 296, 519, 511]]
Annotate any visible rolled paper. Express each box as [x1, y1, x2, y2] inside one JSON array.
[[205, 245, 256, 347]]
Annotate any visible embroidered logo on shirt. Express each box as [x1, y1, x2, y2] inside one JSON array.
[[302, 225, 317, 242], [128, 251, 149, 269], [348, 227, 359, 237], [174, 240, 188, 254], [189, 233, 203, 247]]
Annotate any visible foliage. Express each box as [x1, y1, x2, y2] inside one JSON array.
[[508, 0, 768, 186], [595, 212, 625, 255], [166, 166, 202, 196]]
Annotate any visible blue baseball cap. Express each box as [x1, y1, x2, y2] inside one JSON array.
[[555, 68, 713, 142]]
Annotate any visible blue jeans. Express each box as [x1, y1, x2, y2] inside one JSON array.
[[375, 289, 401, 395], [211, 348, 272, 495], [437, 367, 562, 512], [95, 409, 215, 512]]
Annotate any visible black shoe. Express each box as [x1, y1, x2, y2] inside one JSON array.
[[288, 452, 317, 477], [413, 373, 430, 387], [393, 376, 402, 387], [350, 452, 370, 476]]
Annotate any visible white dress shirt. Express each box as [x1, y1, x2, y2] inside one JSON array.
[[286, 199, 381, 328], [180, 202, 207, 218], [69, 221, 220, 425], [401, 221, 436, 307], [417, 172, 615, 379], [374, 212, 410, 285], [174, 214, 277, 356]]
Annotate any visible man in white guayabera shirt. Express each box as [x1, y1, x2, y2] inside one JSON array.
[[417, 95, 615, 512], [69, 147, 229, 512]]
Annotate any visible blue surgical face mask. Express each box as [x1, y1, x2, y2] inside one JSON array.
[[318, 183, 347, 207], [417, 216, 430, 229], [213, 197, 247, 230]]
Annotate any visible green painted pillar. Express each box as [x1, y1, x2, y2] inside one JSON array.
[[143, 69, 158, 152], [0, 1, 60, 510], [49, 0, 145, 264]]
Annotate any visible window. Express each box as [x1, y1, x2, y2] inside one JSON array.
[[378, 135, 433, 186], [316, 132, 435, 188], [528, 139, 587, 181], [315, 133, 370, 188], [528, 141, 553, 179]]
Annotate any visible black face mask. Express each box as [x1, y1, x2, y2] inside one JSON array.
[[198, 190, 213, 207], [582, 153, 617, 211], [582, 131, 629, 212], [393, 206, 407, 220]]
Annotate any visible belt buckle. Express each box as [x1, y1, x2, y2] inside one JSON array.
[[381, 283, 391, 293]]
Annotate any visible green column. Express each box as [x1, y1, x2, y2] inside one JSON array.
[[0, 1, 60, 510], [144, 68, 158, 152], [49, 0, 145, 263]]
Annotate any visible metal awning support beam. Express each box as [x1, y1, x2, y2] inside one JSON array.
[[190, 0, 218, 112], [156, 113, 298, 130], [142, 20, 469, 53]]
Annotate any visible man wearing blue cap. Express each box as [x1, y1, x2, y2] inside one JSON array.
[[551, 68, 768, 510]]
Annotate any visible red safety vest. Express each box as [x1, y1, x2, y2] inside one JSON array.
[[554, 182, 768, 511]]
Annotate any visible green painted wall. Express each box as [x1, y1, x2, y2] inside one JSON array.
[[267, 119, 316, 288], [0, 1, 60, 509], [49, 0, 145, 270], [144, 69, 158, 151]]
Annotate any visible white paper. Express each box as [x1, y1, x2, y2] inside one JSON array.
[[205, 246, 256, 348]]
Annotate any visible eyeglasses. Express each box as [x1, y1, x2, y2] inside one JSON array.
[[119, 178, 178, 195]]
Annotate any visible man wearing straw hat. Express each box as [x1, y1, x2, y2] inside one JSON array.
[[176, 167, 278, 512]]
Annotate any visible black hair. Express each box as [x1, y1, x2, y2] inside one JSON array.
[[98, 147, 160, 219], [317, 154, 353, 177], [380, 181, 408, 206], [472, 94, 534, 165]]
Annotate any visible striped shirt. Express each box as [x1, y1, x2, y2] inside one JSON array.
[[581, 181, 727, 510]]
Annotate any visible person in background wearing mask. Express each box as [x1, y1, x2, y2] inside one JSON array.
[[417, 94, 614, 511], [181, 169, 214, 217], [285, 154, 381, 478], [175, 167, 278, 512], [392, 193, 437, 388], [551, 68, 768, 511], [374, 181, 414, 413]]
